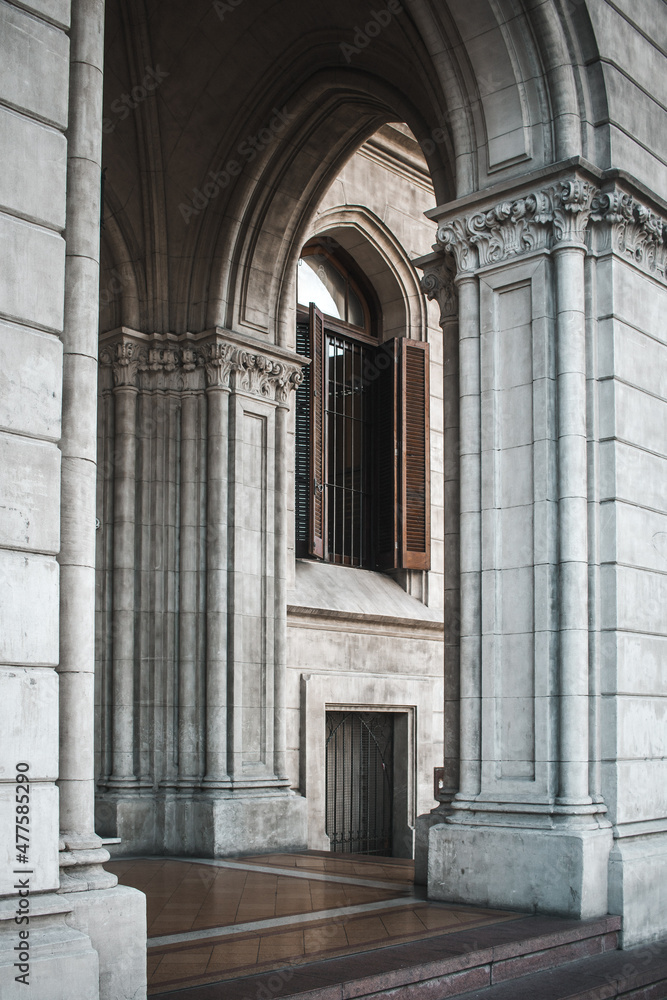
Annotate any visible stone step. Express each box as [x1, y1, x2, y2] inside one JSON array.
[[455, 939, 667, 999], [152, 913, 623, 999]]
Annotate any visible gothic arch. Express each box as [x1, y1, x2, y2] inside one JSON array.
[[296, 205, 429, 345]]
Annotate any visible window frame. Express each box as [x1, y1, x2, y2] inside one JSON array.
[[295, 243, 431, 573]]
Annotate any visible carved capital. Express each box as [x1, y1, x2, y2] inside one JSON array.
[[99, 330, 307, 402], [100, 340, 143, 387], [433, 176, 601, 271], [436, 217, 474, 272], [552, 179, 596, 246], [235, 351, 278, 396], [203, 342, 234, 389], [274, 361, 305, 405], [420, 253, 458, 326], [591, 188, 667, 282]]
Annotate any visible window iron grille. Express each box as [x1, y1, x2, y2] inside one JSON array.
[[325, 711, 394, 856]]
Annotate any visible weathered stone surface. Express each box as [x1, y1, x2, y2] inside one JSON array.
[[0, 215, 65, 333], [0, 107, 67, 229], [429, 824, 614, 919], [0, 433, 60, 553], [0, 322, 62, 441], [0, 550, 59, 666]]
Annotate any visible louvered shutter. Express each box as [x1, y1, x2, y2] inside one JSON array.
[[373, 337, 430, 571], [308, 304, 326, 558], [399, 338, 430, 570], [294, 320, 311, 553]]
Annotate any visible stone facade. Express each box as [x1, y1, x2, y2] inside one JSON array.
[[1, 1, 666, 998]]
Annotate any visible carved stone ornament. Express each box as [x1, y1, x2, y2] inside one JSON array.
[[591, 189, 667, 282], [99, 340, 144, 387], [100, 333, 305, 403], [435, 178, 597, 270], [433, 177, 667, 284], [419, 253, 458, 326]]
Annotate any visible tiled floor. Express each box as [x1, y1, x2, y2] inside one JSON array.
[[107, 851, 520, 996]]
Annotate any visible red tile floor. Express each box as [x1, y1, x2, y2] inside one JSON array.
[[107, 851, 521, 996]]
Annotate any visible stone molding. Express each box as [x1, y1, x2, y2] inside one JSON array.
[[432, 176, 667, 282], [100, 331, 304, 403]]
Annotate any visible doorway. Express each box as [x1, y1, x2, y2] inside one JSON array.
[[325, 711, 394, 856]]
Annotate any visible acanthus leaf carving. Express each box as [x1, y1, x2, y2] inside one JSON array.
[[420, 253, 458, 327], [274, 362, 304, 405], [591, 188, 667, 282], [100, 334, 305, 402], [551, 179, 596, 246], [103, 340, 144, 387], [436, 218, 472, 272], [203, 342, 234, 389]]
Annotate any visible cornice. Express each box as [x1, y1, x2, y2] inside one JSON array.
[[99, 329, 305, 403], [418, 173, 667, 284]]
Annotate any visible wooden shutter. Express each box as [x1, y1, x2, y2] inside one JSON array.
[[373, 337, 431, 571], [399, 338, 430, 570], [308, 303, 326, 558]]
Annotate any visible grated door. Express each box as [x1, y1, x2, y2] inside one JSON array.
[[325, 711, 393, 856]]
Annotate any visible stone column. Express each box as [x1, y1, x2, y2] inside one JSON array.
[[57, 3, 147, 998], [107, 346, 139, 788], [552, 182, 595, 807], [58, 0, 116, 887], [414, 253, 460, 883], [273, 374, 298, 782], [203, 344, 233, 787], [455, 271, 482, 802], [177, 390, 200, 784]]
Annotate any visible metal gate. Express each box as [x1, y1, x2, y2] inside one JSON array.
[[325, 711, 394, 856]]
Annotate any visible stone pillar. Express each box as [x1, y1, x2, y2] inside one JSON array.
[[95, 330, 308, 856], [414, 253, 460, 882], [58, 0, 117, 873], [456, 271, 482, 802], [108, 348, 139, 789], [193, 336, 308, 855], [0, 2, 102, 993], [202, 345, 232, 788], [177, 390, 201, 785], [552, 185, 594, 807], [57, 2, 147, 998], [273, 399, 289, 782], [423, 174, 613, 921], [588, 188, 667, 947]]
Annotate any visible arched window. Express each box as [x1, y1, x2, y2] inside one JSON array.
[[295, 240, 431, 571]]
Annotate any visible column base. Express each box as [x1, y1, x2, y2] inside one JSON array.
[[193, 790, 308, 856], [415, 804, 451, 885], [63, 884, 147, 1000], [95, 794, 157, 856], [609, 829, 667, 948], [428, 820, 613, 919], [0, 893, 99, 1000], [96, 788, 308, 857]]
